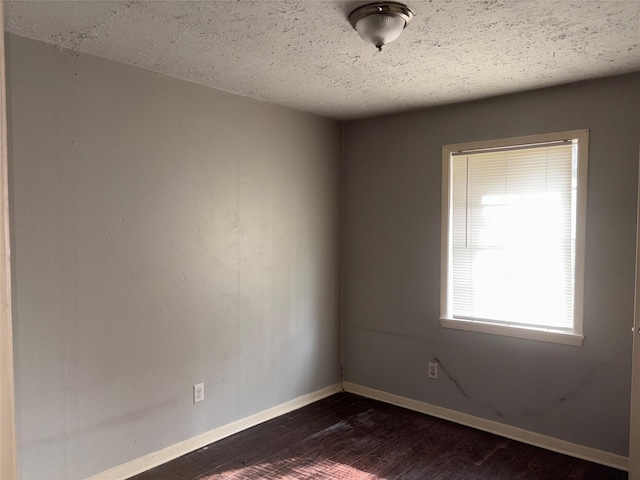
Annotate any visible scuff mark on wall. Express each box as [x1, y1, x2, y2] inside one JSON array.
[[357, 325, 430, 343], [435, 355, 600, 422], [521, 368, 597, 419], [435, 357, 505, 418]]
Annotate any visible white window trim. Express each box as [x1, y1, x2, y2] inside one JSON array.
[[440, 130, 589, 347]]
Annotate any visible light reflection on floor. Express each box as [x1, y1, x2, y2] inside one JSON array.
[[201, 458, 388, 479]]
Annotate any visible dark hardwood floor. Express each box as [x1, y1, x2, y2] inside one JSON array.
[[129, 392, 627, 479]]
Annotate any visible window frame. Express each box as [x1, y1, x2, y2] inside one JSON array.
[[440, 130, 589, 347]]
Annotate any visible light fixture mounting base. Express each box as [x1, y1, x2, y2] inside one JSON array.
[[348, 2, 414, 30]]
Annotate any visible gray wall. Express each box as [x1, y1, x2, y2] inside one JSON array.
[[7, 34, 342, 480], [7, 28, 640, 480], [343, 73, 640, 456]]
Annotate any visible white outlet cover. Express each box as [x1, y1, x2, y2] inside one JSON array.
[[428, 362, 438, 380], [194, 383, 204, 403]]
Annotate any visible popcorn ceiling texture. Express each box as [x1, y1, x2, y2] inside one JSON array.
[[5, 0, 640, 120]]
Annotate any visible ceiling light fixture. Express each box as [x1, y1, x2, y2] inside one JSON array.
[[349, 2, 414, 52]]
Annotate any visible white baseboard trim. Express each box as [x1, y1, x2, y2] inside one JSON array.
[[343, 382, 628, 472], [87, 383, 342, 480]]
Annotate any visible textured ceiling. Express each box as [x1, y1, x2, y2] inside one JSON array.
[[5, 0, 640, 120]]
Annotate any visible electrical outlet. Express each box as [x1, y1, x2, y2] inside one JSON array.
[[193, 383, 204, 403], [428, 362, 438, 380]]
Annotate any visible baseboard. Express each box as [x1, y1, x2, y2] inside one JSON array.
[[343, 382, 629, 472], [87, 383, 342, 480]]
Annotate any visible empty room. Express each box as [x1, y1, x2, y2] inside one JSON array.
[[1, 1, 640, 479]]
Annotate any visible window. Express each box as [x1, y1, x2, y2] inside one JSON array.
[[440, 130, 588, 346]]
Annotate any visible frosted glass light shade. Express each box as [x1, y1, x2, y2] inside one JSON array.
[[355, 14, 406, 49], [348, 2, 414, 51]]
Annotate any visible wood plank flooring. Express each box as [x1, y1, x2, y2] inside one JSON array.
[[129, 393, 627, 479]]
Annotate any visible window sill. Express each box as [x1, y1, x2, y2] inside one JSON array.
[[439, 317, 584, 347]]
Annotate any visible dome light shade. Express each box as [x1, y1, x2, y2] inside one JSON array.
[[349, 2, 414, 51]]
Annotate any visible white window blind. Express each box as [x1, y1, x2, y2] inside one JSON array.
[[450, 141, 576, 330]]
